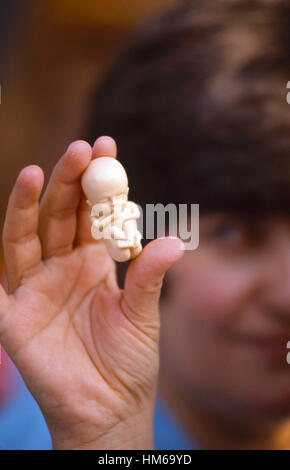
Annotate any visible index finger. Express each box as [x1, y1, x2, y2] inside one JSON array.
[[39, 140, 92, 259]]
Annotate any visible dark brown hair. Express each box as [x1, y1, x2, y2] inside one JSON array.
[[87, 0, 290, 215]]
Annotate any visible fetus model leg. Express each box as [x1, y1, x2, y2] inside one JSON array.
[[117, 219, 142, 258], [105, 240, 132, 262]]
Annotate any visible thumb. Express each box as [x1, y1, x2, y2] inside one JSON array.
[[122, 237, 184, 326]]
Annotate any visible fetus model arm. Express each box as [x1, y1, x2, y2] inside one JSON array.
[[81, 157, 142, 262], [89, 202, 113, 240]]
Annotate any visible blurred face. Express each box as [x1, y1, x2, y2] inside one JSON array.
[[160, 213, 290, 421]]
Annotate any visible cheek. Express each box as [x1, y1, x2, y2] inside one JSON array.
[[168, 255, 253, 330]]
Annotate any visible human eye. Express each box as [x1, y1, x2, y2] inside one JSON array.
[[210, 221, 242, 243], [203, 214, 251, 249]]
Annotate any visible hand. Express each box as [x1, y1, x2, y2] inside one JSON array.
[[0, 137, 184, 449]]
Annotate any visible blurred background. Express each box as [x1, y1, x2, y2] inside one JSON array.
[[0, 0, 176, 232]]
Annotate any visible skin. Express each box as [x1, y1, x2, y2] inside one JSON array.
[[0, 136, 184, 450], [159, 213, 290, 449]]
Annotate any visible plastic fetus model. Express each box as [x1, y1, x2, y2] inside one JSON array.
[[81, 157, 142, 262]]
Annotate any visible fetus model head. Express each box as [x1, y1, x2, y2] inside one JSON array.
[[81, 157, 129, 212]]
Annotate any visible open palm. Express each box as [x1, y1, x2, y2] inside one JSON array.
[[0, 137, 183, 449]]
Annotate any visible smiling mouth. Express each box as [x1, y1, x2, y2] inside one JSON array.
[[236, 334, 290, 360]]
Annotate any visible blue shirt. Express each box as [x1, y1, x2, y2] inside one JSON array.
[[0, 368, 196, 450], [154, 395, 197, 450], [0, 369, 51, 450]]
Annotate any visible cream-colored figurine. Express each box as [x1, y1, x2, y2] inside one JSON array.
[[81, 157, 142, 262]]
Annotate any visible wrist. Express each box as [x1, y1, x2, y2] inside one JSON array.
[[51, 411, 154, 450]]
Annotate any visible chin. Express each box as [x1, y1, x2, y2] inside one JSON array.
[[242, 391, 290, 421]]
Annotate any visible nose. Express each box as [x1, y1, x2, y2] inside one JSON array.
[[258, 229, 290, 321]]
